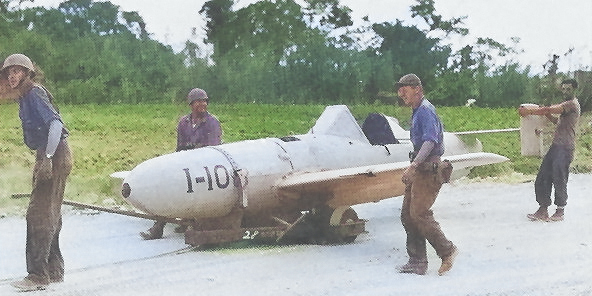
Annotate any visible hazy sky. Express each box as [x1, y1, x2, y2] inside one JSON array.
[[20, 0, 592, 74]]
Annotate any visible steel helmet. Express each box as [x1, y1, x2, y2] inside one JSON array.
[[187, 88, 208, 104], [1, 54, 35, 77]]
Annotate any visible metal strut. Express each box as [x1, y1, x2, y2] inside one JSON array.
[[272, 212, 308, 243]]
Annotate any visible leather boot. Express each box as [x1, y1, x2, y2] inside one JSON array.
[[438, 246, 458, 276], [140, 221, 165, 240], [11, 277, 48, 292], [397, 258, 428, 275]]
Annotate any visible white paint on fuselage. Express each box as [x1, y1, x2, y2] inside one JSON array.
[[122, 105, 485, 221]]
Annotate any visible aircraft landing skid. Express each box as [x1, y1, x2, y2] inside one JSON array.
[[184, 216, 367, 247], [60, 199, 366, 247]]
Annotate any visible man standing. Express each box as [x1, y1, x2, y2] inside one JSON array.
[[175, 88, 222, 151], [2, 53, 73, 291], [520, 79, 580, 222], [396, 73, 457, 276], [140, 88, 222, 240]]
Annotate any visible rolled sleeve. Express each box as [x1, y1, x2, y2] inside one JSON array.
[[32, 88, 60, 126]]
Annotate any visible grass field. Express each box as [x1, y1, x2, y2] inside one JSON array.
[[1, 102, 590, 215]]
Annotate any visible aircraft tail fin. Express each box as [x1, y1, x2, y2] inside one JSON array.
[[309, 105, 369, 143]]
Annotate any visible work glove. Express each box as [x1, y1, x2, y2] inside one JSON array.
[[36, 157, 53, 181]]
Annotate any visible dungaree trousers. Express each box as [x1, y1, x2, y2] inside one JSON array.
[[534, 144, 573, 207], [401, 161, 455, 263], [26, 139, 72, 284]]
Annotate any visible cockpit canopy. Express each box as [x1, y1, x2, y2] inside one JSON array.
[[309, 105, 409, 145]]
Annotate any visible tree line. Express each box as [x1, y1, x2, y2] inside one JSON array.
[[1, 0, 589, 109]]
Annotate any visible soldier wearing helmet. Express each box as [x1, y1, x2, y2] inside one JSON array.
[[2, 54, 73, 292], [176, 88, 222, 151], [2, 53, 36, 77], [0, 54, 35, 100], [140, 87, 222, 240]]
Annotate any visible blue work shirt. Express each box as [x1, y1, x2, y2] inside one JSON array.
[[18, 86, 63, 150], [410, 98, 444, 157]]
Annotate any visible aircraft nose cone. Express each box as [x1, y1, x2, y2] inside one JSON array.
[[122, 182, 131, 198]]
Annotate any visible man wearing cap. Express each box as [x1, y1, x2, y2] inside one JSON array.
[[395, 73, 457, 276], [2, 53, 73, 291], [140, 88, 222, 240]]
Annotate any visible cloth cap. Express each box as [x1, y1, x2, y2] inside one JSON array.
[[395, 73, 422, 88], [187, 88, 208, 104]]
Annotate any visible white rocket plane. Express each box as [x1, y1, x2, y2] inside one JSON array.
[[115, 105, 508, 246]]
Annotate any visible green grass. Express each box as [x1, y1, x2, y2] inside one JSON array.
[[1, 103, 590, 215]]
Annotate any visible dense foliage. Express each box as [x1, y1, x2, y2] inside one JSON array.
[[1, 0, 589, 108]]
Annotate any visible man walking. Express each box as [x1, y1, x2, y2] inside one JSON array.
[[396, 73, 457, 276]]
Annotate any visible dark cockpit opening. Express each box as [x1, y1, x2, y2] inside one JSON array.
[[362, 113, 399, 145]]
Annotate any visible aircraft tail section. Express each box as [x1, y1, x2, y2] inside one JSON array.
[[309, 105, 369, 144]]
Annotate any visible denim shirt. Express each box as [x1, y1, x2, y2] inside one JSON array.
[[18, 86, 62, 150], [410, 98, 444, 157]]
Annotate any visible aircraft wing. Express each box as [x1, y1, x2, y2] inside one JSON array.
[[441, 152, 509, 170], [276, 152, 508, 208]]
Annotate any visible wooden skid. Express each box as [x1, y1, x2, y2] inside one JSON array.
[[184, 221, 367, 246], [184, 226, 285, 246]]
